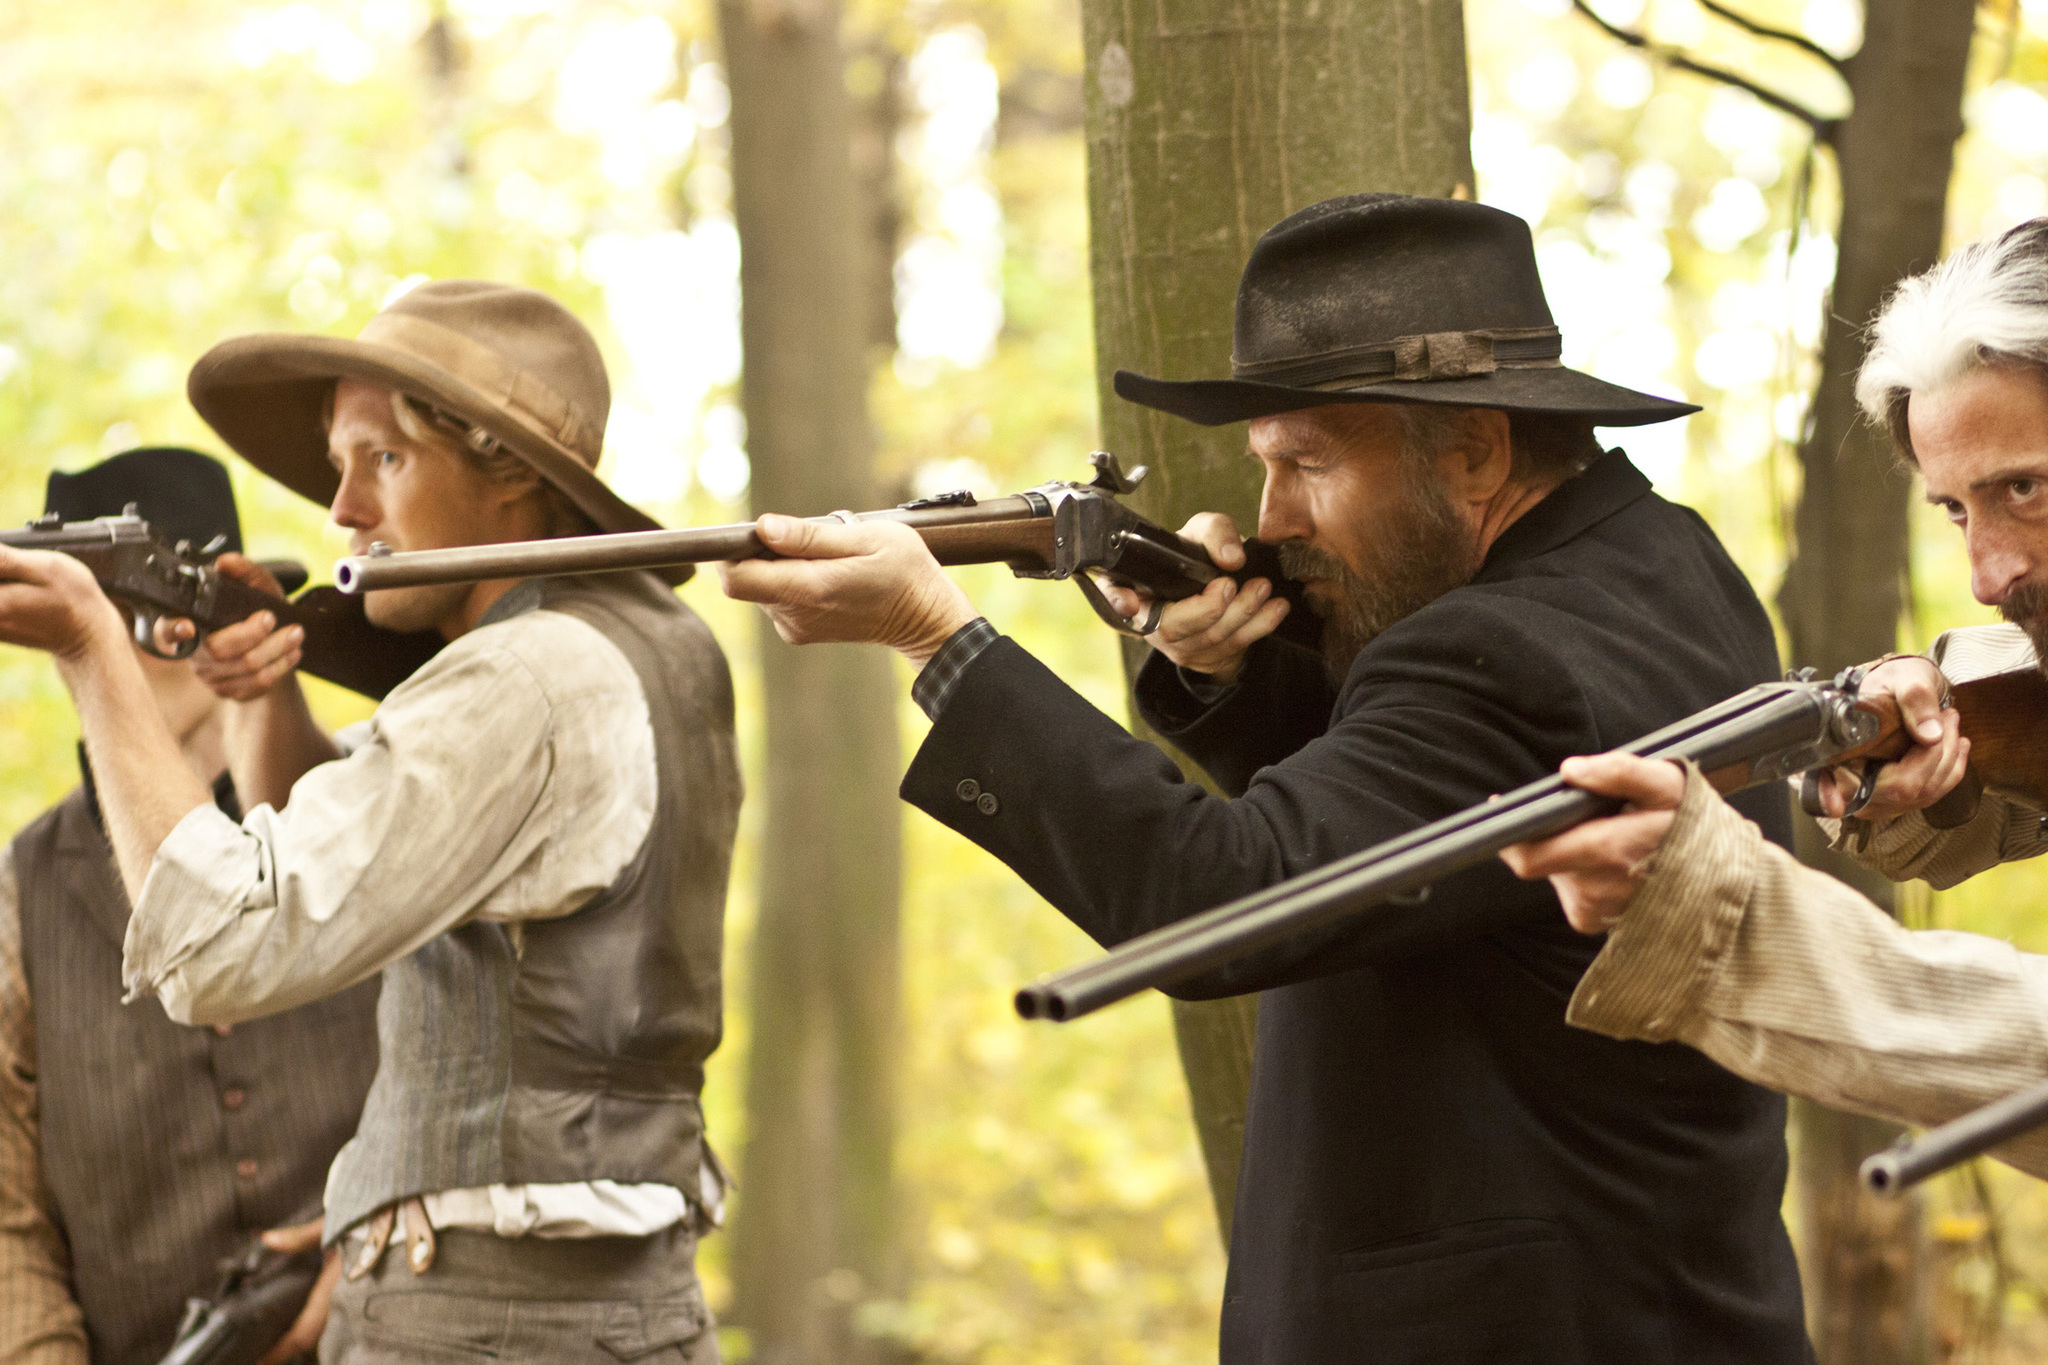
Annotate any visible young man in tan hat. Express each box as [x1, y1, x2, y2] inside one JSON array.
[[0, 281, 739, 1364]]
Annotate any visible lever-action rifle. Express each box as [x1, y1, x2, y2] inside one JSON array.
[[333, 453, 1311, 639], [2, 508, 443, 699], [1013, 660, 2048, 1022]]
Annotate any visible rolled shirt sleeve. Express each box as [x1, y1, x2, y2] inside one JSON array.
[[123, 609, 657, 1025], [1571, 765, 2048, 1179], [0, 848, 90, 1365]]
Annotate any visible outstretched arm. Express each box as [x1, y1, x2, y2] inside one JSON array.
[[1504, 758, 2048, 1179], [0, 545, 210, 900]]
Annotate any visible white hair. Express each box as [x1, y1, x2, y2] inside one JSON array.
[[1857, 218, 2048, 457]]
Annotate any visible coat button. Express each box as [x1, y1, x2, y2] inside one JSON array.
[[222, 1088, 246, 1111], [956, 779, 981, 802], [236, 1159, 258, 1179], [976, 792, 1000, 816]]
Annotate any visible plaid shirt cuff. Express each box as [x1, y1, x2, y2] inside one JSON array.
[[913, 618, 1001, 720]]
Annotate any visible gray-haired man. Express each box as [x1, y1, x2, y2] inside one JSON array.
[[1501, 217, 2048, 1176]]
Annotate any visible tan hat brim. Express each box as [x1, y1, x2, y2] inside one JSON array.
[[188, 333, 692, 581]]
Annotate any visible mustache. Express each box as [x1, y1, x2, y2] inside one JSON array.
[[2001, 582, 2048, 628], [1275, 541, 1351, 587]]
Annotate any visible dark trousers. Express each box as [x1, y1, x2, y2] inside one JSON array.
[[322, 1224, 719, 1364]]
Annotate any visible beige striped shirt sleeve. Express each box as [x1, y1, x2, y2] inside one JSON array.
[[0, 846, 89, 1365], [1569, 766, 2048, 1181]]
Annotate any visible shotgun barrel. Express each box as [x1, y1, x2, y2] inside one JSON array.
[[1861, 1075, 2048, 1196], [1013, 675, 1910, 1022]]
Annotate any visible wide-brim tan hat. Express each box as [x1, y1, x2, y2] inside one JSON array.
[[188, 279, 682, 570]]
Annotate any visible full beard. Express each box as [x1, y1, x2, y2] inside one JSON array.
[[1276, 472, 1480, 683], [2000, 581, 2048, 675]]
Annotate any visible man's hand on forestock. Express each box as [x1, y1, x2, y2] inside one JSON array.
[[1809, 655, 1965, 823], [718, 514, 980, 667], [1499, 753, 1687, 934], [1096, 513, 1289, 685], [0, 543, 127, 663]]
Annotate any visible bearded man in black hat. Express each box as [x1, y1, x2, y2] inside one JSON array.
[[0, 282, 738, 1364], [0, 448, 378, 1365], [722, 195, 1810, 1361]]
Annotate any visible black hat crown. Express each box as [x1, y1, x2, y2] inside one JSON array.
[[1115, 193, 1696, 428], [44, 446, 242, 555]]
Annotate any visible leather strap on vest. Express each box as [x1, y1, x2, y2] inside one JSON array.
[[1232, 325, 1564, 388]]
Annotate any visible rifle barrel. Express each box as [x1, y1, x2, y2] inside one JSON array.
[[1015, 684, 1835, 1022], [1861, 1074, 2048, 1196], [334, 496, 1051, 594]]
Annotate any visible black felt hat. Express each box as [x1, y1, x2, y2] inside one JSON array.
[[1115, 194, 1698, 428], [44, 446, 243, 554]]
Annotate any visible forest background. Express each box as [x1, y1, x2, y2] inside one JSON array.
[[5, 0, 2048, 1360]]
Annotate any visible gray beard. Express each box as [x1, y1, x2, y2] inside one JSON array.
[[1277, 475, 1478, 683], [2000, 581, 2048, 676]]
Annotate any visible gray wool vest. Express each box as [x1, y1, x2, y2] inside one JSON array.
[[323, 571, 740, 1237], [14, 779, 381, 1365]]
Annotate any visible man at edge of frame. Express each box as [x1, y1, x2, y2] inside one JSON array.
[[720, 194, 1816, 1362], [1502, 218, 2048, 1182]]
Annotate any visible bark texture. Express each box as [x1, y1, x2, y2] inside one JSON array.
[[1775, 2, 1977, 1359], [1078, 0, 1474, 1238], [720, 0, 903, 1359]]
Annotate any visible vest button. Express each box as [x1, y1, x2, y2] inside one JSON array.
[[236, 1159, 258, 1179], [976, 792, 999, 816], [956, 779, 980, 802], [222, 1088, 246, 1111]]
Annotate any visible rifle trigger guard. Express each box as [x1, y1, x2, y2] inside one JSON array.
[[1798, 761, 1881, 820], [132, 609, 199, 662], [1072, 572, 1161, 637]]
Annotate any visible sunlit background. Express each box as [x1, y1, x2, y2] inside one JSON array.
[[4, 0, 2048, 1358]]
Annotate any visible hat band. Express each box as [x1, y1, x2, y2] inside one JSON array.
[[1232, 325, 1563, 388], [357, 312, 600, 467]]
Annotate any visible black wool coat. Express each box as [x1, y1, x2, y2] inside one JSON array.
[[903, 451, 1812, 1364]]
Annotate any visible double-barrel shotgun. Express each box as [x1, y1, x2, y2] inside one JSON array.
[[333, 453, 1312, 639], [1013, 659, 2048, 1023]]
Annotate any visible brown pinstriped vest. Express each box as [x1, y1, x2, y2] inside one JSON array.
[[13, 777, 380, 1365], [324, 571, 740, 1237]]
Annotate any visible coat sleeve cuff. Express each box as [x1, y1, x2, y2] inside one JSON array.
[[1567, 764, 1761, 1042]]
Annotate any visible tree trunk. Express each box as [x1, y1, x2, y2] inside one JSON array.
[[720, 1, 903, 1359], [1077, 0, 1474, 1239], [1775, 2, 1976, 1358]]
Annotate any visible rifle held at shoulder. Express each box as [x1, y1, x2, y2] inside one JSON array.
[[334, 453, 1312, 639]]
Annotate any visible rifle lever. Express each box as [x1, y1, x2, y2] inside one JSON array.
[[1072, 572, 1163, 637]]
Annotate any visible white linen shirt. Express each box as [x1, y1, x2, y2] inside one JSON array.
[[122, 606, 684, 1237]]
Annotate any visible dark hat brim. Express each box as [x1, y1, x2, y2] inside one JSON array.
[[188, 335, 683, 574], [1113, 365, 1699, 428]]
